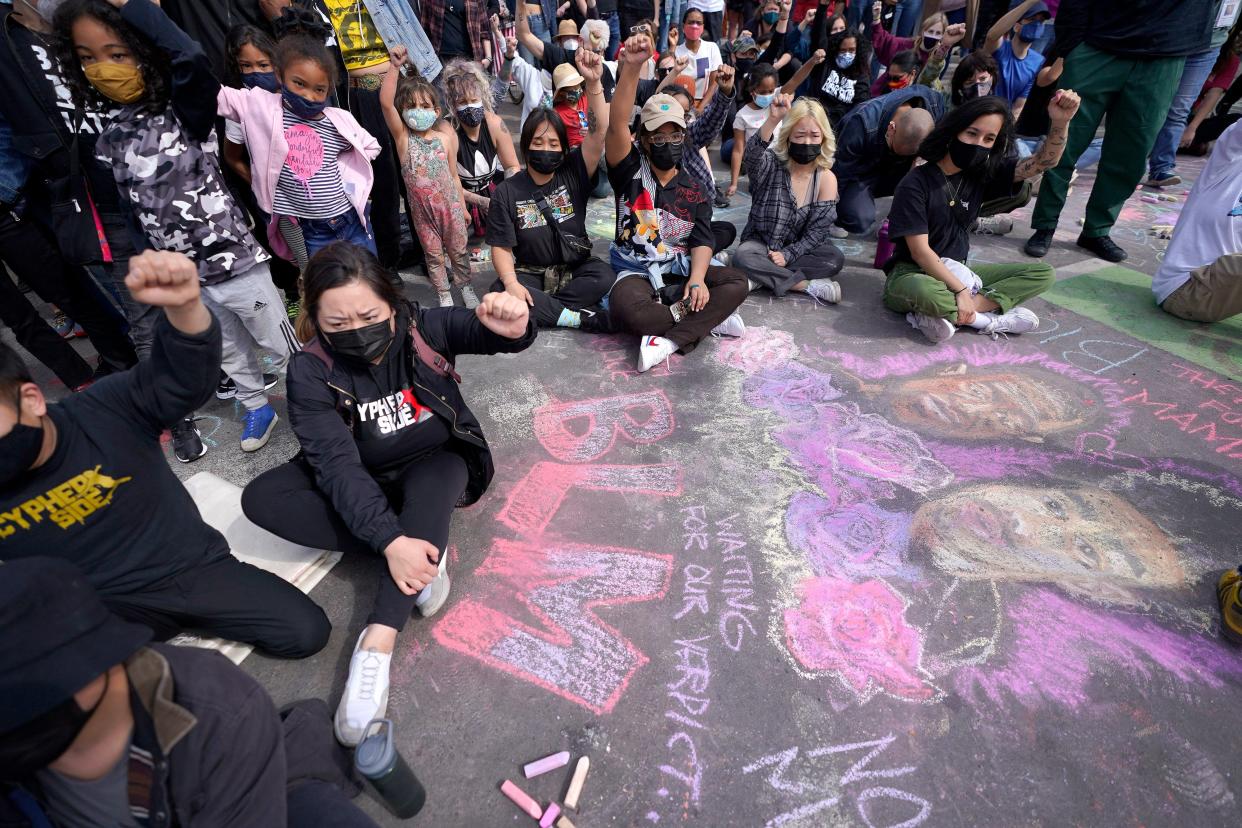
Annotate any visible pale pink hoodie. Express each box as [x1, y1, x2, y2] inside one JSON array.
[[217, 85, 381, 259]]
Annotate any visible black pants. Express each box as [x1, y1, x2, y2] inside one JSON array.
[[489, 257, 616, 329], [699, 10, 724, 43], [104, 555, 331, 659], [712, 220, 736, 253], [346, 86, 413, 270], [609, 266, 749, 351], [241, 451, 468, 631], [0, 270, 93, 388], [0, 209, 137, 374]]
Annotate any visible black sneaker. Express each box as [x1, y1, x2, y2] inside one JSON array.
[[170, 416, 207, 463], [713, 187, 731, 209], [216, 375, 237, 400], [578, 306, 613, 333], [1024, 228, 1054, 258], [1076, 234, 1128, 262], [262, 372, 277, 390]]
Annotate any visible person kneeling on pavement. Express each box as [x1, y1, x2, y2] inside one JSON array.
[[605, 31, 750, 373], [0, 249, 330, 660]]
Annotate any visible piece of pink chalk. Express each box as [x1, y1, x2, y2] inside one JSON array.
[[524, 750, 571, 779], [539, 802, 562, 828], [501, 780, 543, 819]]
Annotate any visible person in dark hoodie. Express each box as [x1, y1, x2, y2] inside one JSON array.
[[0, 249, 331, 659], [240, 241, 536, 747]]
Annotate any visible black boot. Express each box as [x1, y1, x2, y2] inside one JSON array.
[[1024, 228, 1054, 258], [1076, 234, 1128, 262]]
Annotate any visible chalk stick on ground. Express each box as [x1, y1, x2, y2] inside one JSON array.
[[556, 817, 577, 828], [564, 756, 590, 811], [524, 750, 571, 779], [500, 780, 543, 820], [539, 802, 562, 828]]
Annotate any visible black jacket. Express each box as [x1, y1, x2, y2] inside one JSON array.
[[1055, 0, 1215, 59], [287, 302, 536, 554]]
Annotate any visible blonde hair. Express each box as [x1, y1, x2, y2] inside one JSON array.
[[441, 58, 494, 112], [921, 11, 948, 34], [772, 97, 835, 170]]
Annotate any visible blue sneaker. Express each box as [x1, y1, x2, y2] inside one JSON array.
[[240, 404, 278, 452]]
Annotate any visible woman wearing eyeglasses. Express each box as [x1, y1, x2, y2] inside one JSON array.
[[604, 31, 751, 373]]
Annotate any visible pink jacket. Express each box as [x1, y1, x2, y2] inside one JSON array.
[[216, 86, 381, 258]]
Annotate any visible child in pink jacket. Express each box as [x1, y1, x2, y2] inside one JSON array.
[[218, 34, 381, 261]]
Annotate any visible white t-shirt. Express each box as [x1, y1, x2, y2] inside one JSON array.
[[688, 0, 725, 11], [224, 118, 246, 146], [675, 40, 723, 99], [732, 104, 769, 143], [1152, 121, 1242, 304]]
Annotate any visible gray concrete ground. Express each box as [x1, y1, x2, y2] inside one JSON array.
[[14, 104, 1242, 826]]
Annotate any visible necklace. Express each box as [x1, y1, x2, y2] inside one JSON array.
[[942, 168, 966, 207]]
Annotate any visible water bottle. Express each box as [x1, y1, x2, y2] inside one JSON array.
[[354, 719, 426, 818], [872, 219, 894, 270]]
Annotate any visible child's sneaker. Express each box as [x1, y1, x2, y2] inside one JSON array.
[[216, 375, 237, 400], [460, 284, 480, 309], [438, 290, 455, 308], [240, 404, 278, 452], [170, 417, 207, 463], [1217, 568, 1242, 645]]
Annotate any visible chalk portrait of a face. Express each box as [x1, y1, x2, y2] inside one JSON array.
[[910, 484, 1184, 603], [885, 371, 1093, 441]]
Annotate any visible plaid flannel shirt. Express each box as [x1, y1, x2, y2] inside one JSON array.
[[740, 130, 838, 262], [422, 0, 489, 60]]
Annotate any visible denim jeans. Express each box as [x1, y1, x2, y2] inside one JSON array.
[[890, 0, 924, 37], [1148, 46, 1220, 178], [300, 209, 378, 260], [658, 0, 685, 51], [1017, 136, 1104, 170], [603, 11, 621, 59], [521, 12, 552, 64], [363, 0, 441, 80]]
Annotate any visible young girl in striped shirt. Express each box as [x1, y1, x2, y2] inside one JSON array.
[[218, 34, 381, 262], [380, 47, 474, 308]]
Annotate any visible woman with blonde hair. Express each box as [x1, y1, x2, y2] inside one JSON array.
[[733, 94, 845, 303], [441, 58, 522, 236]]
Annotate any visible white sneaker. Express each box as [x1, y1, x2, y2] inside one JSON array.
[[715, 249, 731, 267], [747, 278, 759, 292], [710, 312, 746, 338], [637, 335, 677, 373], [334, 630, 392, 747], [906, 312, 956, 344], [459, 284, 480, 309], [437, 290, 455, 308], [804, 279, 841, 304], [971, 215, 1014, 235], [981, 306, 1040, 340], [828, 226, 849, 239], [415, 553, 451, 617]]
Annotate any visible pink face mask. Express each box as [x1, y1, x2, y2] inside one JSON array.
[[683, 22, 704, 39]]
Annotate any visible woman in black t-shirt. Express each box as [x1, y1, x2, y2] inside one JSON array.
[[442, 59, 521, 236], [486, 48, 617, 332], [883, 94, 1079, 344]]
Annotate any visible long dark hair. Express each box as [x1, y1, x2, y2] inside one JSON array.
[[949, 52, 999, 106], [297, 243, 403, 343], [51, 0, 170, 112], [225, 24, 277, 88], [519, 107, 570, 162], [916, 96, 1015, 178], [823, 27, 870, 80]]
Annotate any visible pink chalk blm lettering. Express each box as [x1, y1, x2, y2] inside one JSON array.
[[533, 390, 676, 462], [524, 750, 571, 779], [284, 123, 325, 182], [497, 462, 683, 536], [433, 539, 673, 714]]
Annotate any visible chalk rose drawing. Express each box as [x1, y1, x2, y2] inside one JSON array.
[[784, 576, 936, 702], [742, 361, 844, 417], [785, 493, 912, 581], [713, 326, 798, 374], [776, 403, 954, 508]]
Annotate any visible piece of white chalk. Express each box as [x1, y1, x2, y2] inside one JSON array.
[[556, 816, 577, 828], [564, 756, 590, 811], [539, 802, 562, 828], [501, 780, 543, 819], [524, 750, 571, 779]]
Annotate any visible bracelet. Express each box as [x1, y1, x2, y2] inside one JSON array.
[[954, 286, 970, 296]]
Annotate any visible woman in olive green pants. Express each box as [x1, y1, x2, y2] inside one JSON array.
[[881, 92, 1080, 343]]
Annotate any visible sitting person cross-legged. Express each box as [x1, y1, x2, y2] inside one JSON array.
[[605, 31, 751, 374], [883, 93, 1080, 343], [0, 249, 329, 660], [735, 94, 845, 304]]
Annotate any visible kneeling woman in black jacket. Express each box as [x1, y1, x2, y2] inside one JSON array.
[[241, 242, 535, 746]]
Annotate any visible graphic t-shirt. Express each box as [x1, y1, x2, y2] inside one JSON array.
[[456, 123, 503, 197], [486, 147, 592, 267], [886, 157, 1020, 268], [324, 0, 389, 70], [732, 104, 768, 143], [607, 145, 715, 264], [273, 109, 353, 220], [349, 333, 452, 479], [0, 318, 229, 597], [95, 106, 269, 285], [675, 40, 723, 99]]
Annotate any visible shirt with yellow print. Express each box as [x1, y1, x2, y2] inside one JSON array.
[[323, 0, 389, 71]]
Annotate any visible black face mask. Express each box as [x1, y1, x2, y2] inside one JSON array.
[[788, 141, 820, 165], [527, 149, 565, 175], [734, 58, 755, 78], [0, 672, 107, 779], [647, 141, 683, 171], [949, 138, 990, 172], [323, 318, 395, 363], [0, 396, 43, 488]]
